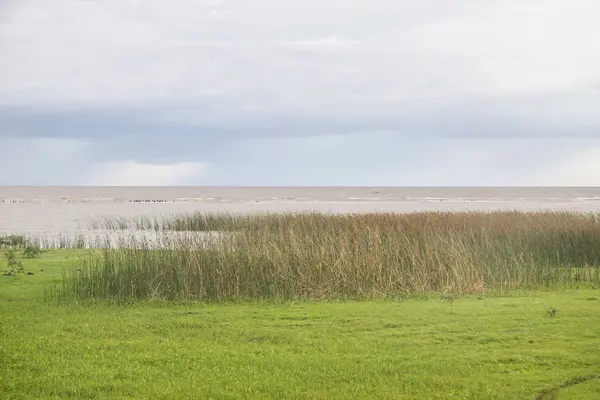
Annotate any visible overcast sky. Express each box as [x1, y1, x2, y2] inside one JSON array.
[[1, 0, 600, 186]]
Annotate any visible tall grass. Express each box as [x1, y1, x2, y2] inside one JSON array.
[[89, 211, 392, 232], [0, 233, 90, 249], [62, 211, 600, 302]]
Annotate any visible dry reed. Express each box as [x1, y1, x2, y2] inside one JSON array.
[[61, 211, 600, 302]]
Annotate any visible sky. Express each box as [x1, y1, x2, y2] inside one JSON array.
[[1, 0, 600, 186]]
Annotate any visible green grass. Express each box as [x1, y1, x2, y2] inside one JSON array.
[[1, 250, 600, 399]]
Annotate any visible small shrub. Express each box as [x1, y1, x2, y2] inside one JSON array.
[[5, 249, 24, 275], [24, 244, 41, 258], [0, 235, 27, 248]]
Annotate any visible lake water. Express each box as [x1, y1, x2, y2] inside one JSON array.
[[2, 186, 600, 235]]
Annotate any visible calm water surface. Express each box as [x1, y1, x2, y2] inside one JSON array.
[[2, 186, 600, 233]]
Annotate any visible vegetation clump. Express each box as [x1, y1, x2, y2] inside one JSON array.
[[60, 211, 600, 302], [24, 244, 42, 258], [0, 234, 26, 248], [1, 235, 42, 275], [4, 249, 24, 276]]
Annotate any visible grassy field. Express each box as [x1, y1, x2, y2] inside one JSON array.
[[1, 249, 599, 399]]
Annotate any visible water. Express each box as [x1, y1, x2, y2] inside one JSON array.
[[2, 186, 600, 234]]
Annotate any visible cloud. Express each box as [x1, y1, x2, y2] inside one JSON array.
[[537, 146, 600, 186], [1, 1, 600, 186], [0, 135, 598, 186], [85, 161, 210, 186], [2, 0, 599, 111], [279, 36, 363, 48], [0, 137, 209, 186], [0, 138, 92, 185], [207, 134, 600, 186]]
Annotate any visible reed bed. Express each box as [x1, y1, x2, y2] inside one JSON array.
[[1, 230, 228, 251], [87, 213, 244, 232], [57, 211, 600, 302], [1, 233, 88, 249]]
